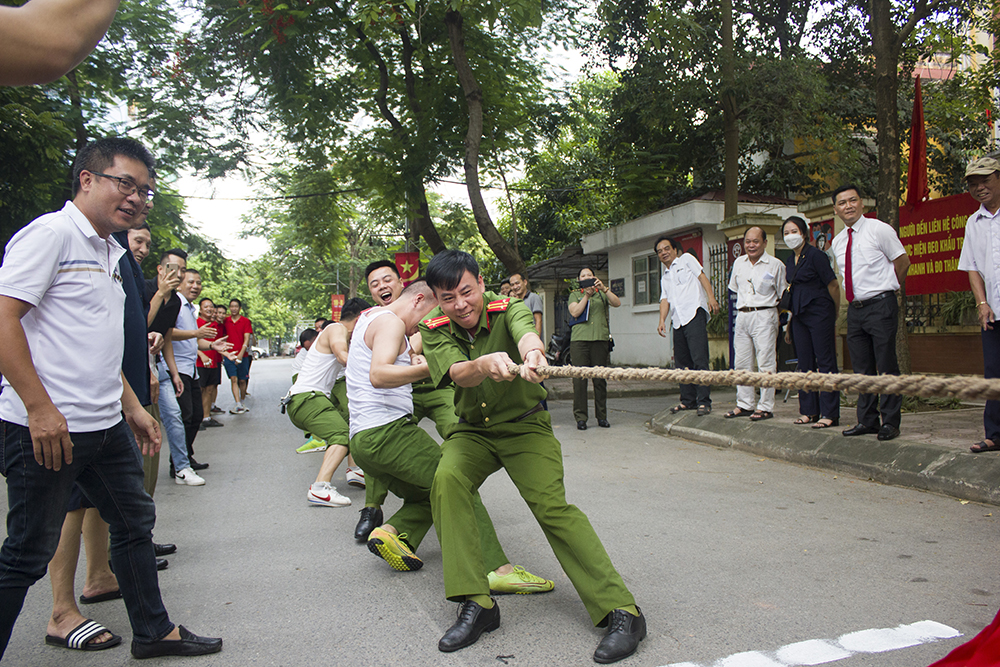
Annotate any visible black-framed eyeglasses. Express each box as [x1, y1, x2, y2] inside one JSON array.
[[88, 172, 153, 202]]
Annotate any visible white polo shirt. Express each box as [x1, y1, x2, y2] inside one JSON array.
[[830, 216, 906, 301], [728, 251, 787, 309], [660, 252, 709, 329], [958, 203, 1000, 315], [0, 201, 127, 431]]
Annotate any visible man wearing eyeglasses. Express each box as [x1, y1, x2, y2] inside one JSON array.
[[725, 227, 786, 421], [0, 137, 222, 658]]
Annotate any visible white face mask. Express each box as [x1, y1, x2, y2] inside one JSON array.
[[784, 233, 805, 250]]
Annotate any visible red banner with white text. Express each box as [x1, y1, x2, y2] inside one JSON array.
[[899, 194, 978, 295]]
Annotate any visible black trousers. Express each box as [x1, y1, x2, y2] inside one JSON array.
[[982, 323, 1000, 443], [845, 294, 901, 429], [791, 299, 840, 421], [673, 309, 711, 407], [177, 373, 203, 457]]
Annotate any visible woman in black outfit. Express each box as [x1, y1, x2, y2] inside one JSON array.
[[782, 216, 841, 428]]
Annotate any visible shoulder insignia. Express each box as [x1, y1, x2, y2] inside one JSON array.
[[424, 315, 451, 329], [487, 298, 511, 313]]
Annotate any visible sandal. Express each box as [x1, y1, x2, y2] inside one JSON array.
[[725, 408, 753, 419], [812, 418, 839, 429], [697, 404, 712, 416], [794, 415, 819, 425], [45, 619, 122, 651], [669, 404, 694, 414], [749, 411, 773, 421], [970, 440, 1000, 453]]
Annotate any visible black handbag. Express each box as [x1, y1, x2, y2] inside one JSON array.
[[778, 256, 799, 311]]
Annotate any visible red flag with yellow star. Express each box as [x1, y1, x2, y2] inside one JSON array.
[[395, 252, 419, 286]]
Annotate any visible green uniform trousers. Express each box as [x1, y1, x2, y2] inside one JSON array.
[[350, 415, 507, 571], [432, 410, 635, 626], [287, 391, 349, 445], [571, 339, 609, 422], [363, 384, 458, 507]]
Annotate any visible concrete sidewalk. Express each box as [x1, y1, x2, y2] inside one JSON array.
[[548, 376, 1000, 506]]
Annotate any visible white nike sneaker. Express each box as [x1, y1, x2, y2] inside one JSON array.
[[307, 482, 350, 507], [345, 467, 365, 488], [175, 468, 206, 486]]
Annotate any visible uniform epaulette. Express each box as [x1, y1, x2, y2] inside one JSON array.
[[424, 315, 451, 329], [486, 298, 511, 313]]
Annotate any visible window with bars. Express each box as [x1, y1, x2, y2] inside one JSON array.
[[632, 254, 661, 306]]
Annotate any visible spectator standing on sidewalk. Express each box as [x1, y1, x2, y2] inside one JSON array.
[[197, 298, 224, 429], [782, 216, 841, 429], [568, 267, 620, 430], [957, 157, 1000, 453], [0, 136, 222, 659], [830, 184, 910, 442], [509, 272, 543, 338], [656, 236, 720, 416], [724, 227, 786, 422], [224, 298, 253, 413]]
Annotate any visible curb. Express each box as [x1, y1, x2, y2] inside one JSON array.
[[648, 410, 1000, 506]]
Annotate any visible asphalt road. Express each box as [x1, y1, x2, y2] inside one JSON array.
[[2, 357, 997, 666]]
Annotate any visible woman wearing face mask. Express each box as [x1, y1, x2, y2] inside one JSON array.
[[782, 216, 841, 428]]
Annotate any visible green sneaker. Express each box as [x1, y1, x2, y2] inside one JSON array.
[[296, 437, 328, 454], [488, 565, 554, 595], [367, 528, 423, 572]]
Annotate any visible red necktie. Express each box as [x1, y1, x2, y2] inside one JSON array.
[[845, 227, 854, 303]]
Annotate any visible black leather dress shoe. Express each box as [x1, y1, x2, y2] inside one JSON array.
[[842, 423, 880, 437], [354, 506, 384, 541], [438, 599, 500, 652], [131, 625, 222, 659], [598, 419, 610, 428], [877, 424, 901, 441], [594, 608, 646, 664], [188, 458, 209, 471], [156, 558, 169, 571], [154, 543, 177, 557], [577, 421, 587, 430]]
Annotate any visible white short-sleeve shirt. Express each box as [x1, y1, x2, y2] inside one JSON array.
[[660, 252, 709, 329], [958, 203, 1000, 315], [0, 202, 127, 431], [728, 251, 787, 309], [830, 216, 906, 301]]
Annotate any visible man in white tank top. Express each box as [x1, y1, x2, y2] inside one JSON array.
[[347, 281, 553, 596], [286, 299, 369, 508]]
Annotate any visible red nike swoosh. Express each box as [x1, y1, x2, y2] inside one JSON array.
[[314, 494, 331, 502]]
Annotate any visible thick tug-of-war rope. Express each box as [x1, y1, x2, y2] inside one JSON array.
[[506, 364, 1000, 401]]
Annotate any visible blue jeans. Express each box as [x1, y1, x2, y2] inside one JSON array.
[[157, 360, 190, 471], [0, 419, 174, 657]]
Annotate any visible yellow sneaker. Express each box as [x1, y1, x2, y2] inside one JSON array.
[[367, 528, 423, 572], [488, 565, 554, 595]]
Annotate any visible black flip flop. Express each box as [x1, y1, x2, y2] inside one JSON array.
[[725, 408, 752, 419], [79, 589, 122, 605], [669, 404, 693, 414], [45, 619, 122, 651], [970, 441, 1000, 453]]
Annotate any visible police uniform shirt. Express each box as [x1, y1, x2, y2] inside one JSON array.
[[420, 292, 546, 426]]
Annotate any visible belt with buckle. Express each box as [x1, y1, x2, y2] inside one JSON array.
[[850, 291, 892, 309], [738, 306, 777, 312]]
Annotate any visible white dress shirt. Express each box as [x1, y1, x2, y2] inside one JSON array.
[[958, 203, 1000, 315], [660, 252, 709, 329], [728, 251, 787, 310], [830, 216, 907, 301]]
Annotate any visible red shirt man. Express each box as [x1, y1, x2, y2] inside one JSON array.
[[222, 298, 253, 413]]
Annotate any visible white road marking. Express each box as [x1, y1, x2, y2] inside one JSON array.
[[665, 620, 961, 667]]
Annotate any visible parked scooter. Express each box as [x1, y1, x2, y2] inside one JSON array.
[[546, 329, 572, 366]]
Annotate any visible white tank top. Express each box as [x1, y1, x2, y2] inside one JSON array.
[[346, 309, 413, 437], [290, 345, 344, 396]]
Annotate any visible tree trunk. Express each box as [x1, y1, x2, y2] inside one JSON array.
[[444, 9, 526, 277], [869, 0, 911, 373], [721, 0, 738, 220]]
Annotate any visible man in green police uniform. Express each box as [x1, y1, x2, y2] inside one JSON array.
[[421, 250, 646, 664], [354, 260, 461, 542]]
